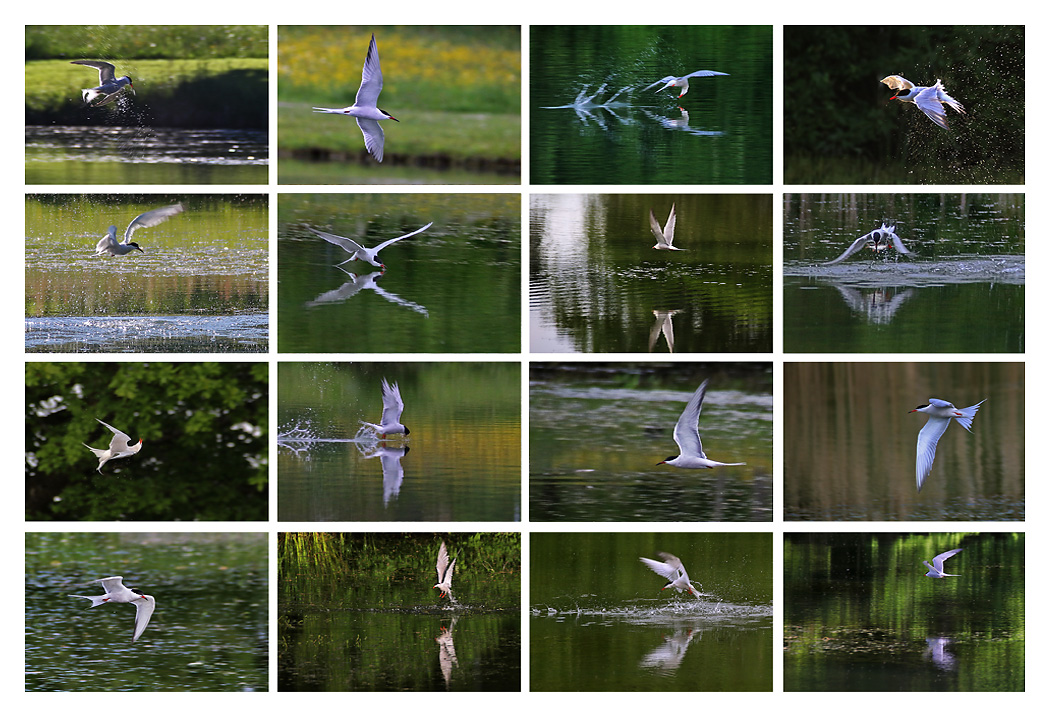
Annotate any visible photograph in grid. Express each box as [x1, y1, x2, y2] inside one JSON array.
[[783, 193, 1024, 353], [25, 25, 268, 185], [783, 532, 1024, 691], [530, 531, 772, 691], [277, 532, 520, 691], [530, 362, 772, 522]]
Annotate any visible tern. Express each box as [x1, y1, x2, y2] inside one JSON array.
[[313, 34, 398, 162], [71, 60, 134, 106], [880, 75, 966, 130], [642, 70, 729, 98], [308, 221, 432, 269], [658, 379, 746, 469], [69, 576, 155, 642], [94, 203, 185, 256], [360, 378, 409, 438], [649, 204, 681, 250], [434, 541, 457, 601], [823, 223, 911, 265], [910, 398, 985, 491], [923, 548, 963, 578], [639, 552, 702, 599], [83, 419, 143, 473]]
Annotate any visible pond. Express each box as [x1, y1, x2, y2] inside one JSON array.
[[278, 362, 520, 522], [25, 194, 269, 353], [278, 193, 520, 353], [784, 532, 1025, 692], [783, 361, 1024, 521], [530, 25, 772, 184], [530, 362, 772, 522], [530, 532, 772, 691], [530, 193, 772, 353], [25, 126, 268, 184], [783, 193, 1024, 353], [25, 532, 268, 692]]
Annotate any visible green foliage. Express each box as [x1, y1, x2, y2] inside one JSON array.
[[26, 362, 268, 521], [26, 25, 268, 60]]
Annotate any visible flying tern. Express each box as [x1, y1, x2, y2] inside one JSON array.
[[360, 378, 409, 438], [658, 379, 746, 469], [923, 548, 963, 578], [69, 576, 155, 642], [910, 397, 985, 491], [83, 419, 143, 473], [94, 203, 185, 256], [823, 223, 911, 265], [642, 70, 729, 98], [639, 552, 702, 599], [313, 34, 399, 162], [649, 204, 681, 250], [880, 75, 966, 130], [71, 60, 134, 106], [434, 541, 457, 601], [308, 221, 432, 269]]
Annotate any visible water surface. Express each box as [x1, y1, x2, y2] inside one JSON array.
[[784, 532, 1024, 691], [26, 126, 268, 184]]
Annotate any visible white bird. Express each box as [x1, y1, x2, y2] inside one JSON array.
[[313, 34, 399, 162], [69, 576, 155, 642], [880, 75, 966, 130], [823, 223, 911, 265], [83, 419, 143, 473], [909, 398, 985, 491], [642, 70, 729, 98], [658, 379, 746, 469], [308, 221, 432, 269], [94, 203, 185, 256], [649, 204, 681, 250], [923, 548, 963, 578], [639, 552, 702, 599], [360, 378, 409, 438], [71, 60, 134, 106], [434, 541, 456, 601]]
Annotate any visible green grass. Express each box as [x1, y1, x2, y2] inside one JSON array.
[[27, 58, 267, 128], [26, 25, 267, 60], [279, 102, 520, 161]]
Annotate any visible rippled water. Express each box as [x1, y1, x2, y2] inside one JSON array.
[[26, 314, 268, 353], [26, 125, 268, 184]]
